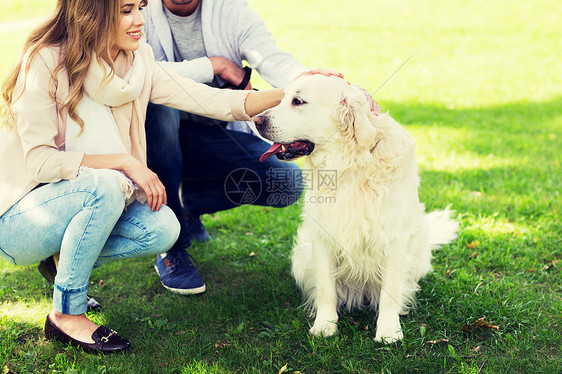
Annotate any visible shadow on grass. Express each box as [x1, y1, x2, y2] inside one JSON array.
[[386, 96, 561, 170], [420, 166, 561, 215], [384, 96, 561, 229], [385, 95, 562, 131]]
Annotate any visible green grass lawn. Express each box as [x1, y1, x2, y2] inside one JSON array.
[[1, 0, 561, 373]]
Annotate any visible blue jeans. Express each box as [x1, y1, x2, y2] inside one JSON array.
[[0, 168, 180, 315], [145, 103, 303, 252]]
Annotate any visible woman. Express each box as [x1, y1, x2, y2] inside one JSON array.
[[0, 0, 284, 353]]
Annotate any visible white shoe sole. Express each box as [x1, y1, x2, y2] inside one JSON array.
[[154, 265, 207, 295]]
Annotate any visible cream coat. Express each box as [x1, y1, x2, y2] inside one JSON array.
[[0, 43, 251, 216]]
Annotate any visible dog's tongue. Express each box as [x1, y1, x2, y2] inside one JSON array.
[[260, 143, 283, 162]]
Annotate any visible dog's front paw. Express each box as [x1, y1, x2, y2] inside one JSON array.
[[374, 328, 403, 344], [374, 313, 403, 344], [310, 320, 338, 337]]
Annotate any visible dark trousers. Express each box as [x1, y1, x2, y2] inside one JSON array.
[[145, 103, 303, 252]]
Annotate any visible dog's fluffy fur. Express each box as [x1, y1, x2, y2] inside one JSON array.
[[254, 75, 458, 343]]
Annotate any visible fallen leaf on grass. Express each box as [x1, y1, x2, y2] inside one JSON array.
[[467, 241, 480, 249], [278, 364, 288, 374], [462, 317, 499, 332], [427, 338, 450, 345]]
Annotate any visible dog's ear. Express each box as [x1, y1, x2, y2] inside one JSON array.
[[336, 93, 380, 148]]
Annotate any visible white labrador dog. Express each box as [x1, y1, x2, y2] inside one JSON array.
[[254, 75, 458, 343]]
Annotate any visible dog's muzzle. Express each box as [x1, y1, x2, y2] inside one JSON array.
[[253, 115, 315, 162], [259, 141, 315, 162]]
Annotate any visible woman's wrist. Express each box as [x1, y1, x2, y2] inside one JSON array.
[[117, 154, 135, 172], [244, 88, 284, 117], [81, 153, 133, 172]]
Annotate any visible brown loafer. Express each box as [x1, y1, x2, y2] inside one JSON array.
[[44, 316, 130, 354]]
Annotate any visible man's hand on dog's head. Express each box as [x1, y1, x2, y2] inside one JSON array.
[[296, 68, 344, 81]]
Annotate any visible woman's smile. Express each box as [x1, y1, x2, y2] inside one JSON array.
[[127, 30, 143, 40]]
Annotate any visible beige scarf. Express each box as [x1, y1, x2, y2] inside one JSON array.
[[66, 51, 148, 204], [82, 50, 147, 164]]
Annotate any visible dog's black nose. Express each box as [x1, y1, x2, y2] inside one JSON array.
[[252, 115, 269, 129]]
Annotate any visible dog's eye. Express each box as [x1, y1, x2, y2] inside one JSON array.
[[292, 97, 306, 106]]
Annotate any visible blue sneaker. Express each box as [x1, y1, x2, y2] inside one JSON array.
[[154, 251, 206, 295]]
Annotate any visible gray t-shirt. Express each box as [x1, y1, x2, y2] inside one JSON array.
[[164, 4, 206, 63], [164, 4, 223, 123]]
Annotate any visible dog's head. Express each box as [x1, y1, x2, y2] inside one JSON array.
[[254, 75, 383, 162]]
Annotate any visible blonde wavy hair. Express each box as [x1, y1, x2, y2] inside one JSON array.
[[1, 0, 142, 131]]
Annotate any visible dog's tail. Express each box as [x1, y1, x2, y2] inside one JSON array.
[[425, 208, 459, 249]]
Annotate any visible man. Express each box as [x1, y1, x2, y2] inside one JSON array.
[[142, 0, 310, 295]]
